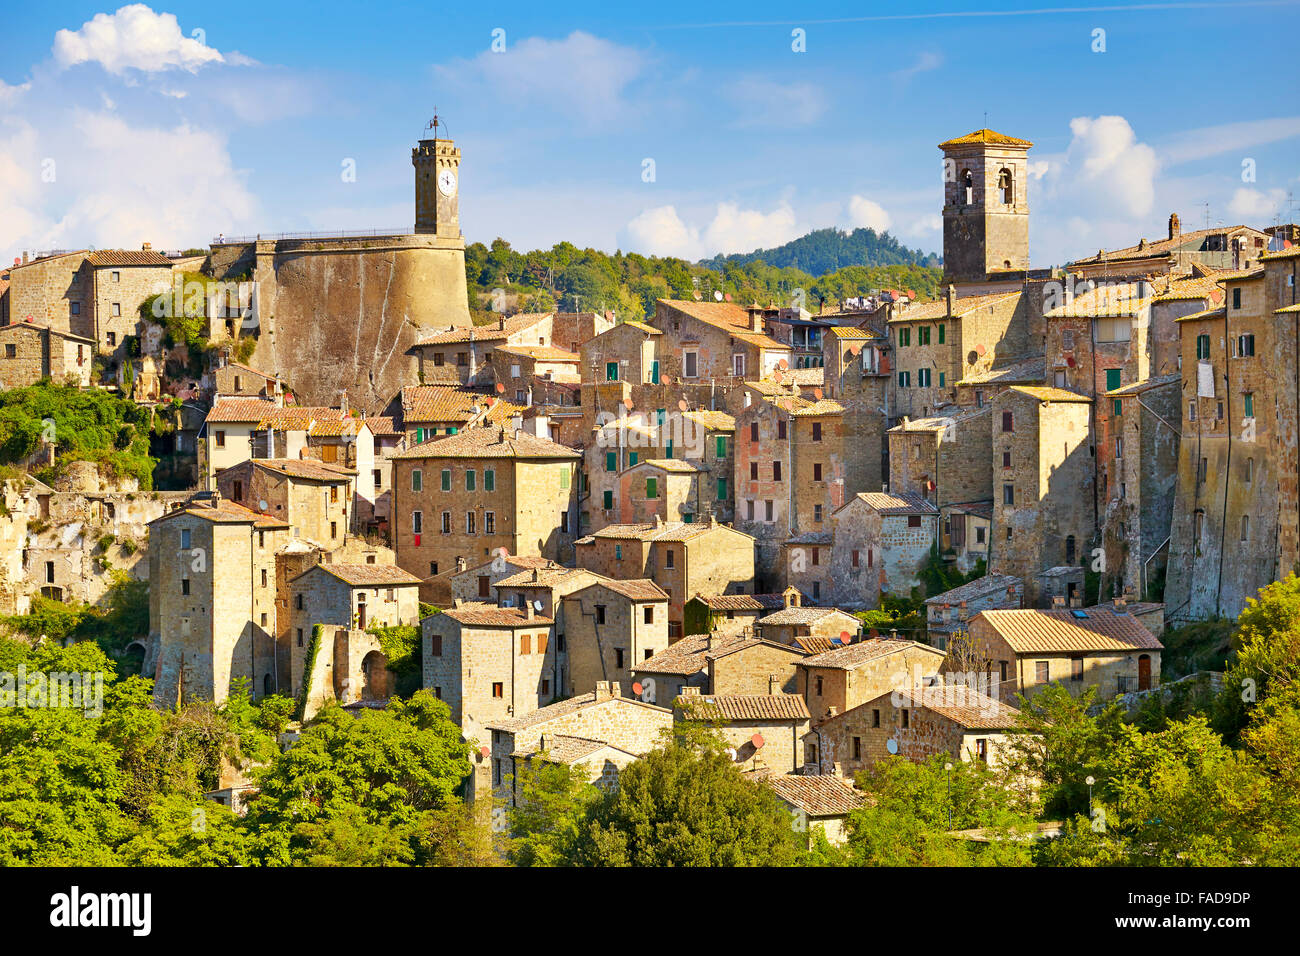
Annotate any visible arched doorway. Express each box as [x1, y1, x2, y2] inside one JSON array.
[[360, 650, 389, 701]]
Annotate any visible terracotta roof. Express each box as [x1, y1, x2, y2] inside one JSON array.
[[365, 416, 401, 437], [150, 498, 289, 529], [692, 593, 788, 611], [676, 693, 810, 722], [892, 291, 1020, 323], [441, 601, 554, 627], [495, 566, 600, 589], [304, 563, 423, 587], [1106, 373, 1181, 397], [1045, 281, 1151, 318], [248, 458, 354, 482], [86, 250, 173, 267], [206, 397, 278, 424], [888, 406, 989, 434], [976, 606, 1164, 653], [680, 409, 736, 431], [1007, 385, 1092, 403], [656, 300, 788, 350], [495, 345, 579, 362], [938, 128, 1034, 149], [1069, 225, 1262, 267], [800, 638, 941, 671], [779, 368, 825, 388], [757, 606, 858, 628], [486, 690, 668, 733], [925, 573, 1022, 607], [589, 578, 668, 601], [955, 356, 1045, 387], [842, 491, 938, 516], [789, 398, 844, 417], [308, 417, 369, 438], [765, 774, 868, 816], [1276, 303, 1300, 315], [794, 635, 838, 654], [634, 458, 702, 474], [633, 633, 715, 676], [1174, 305, 1227, 323], [583, 521, 713, 543], [1262, 245, 1300, 261], [882, 685, 1022, 730], [390, 424, 580, 460], [0, 322, 95, 343], [1152, 270, 1225, 302], [415, 313, 551, 345], [261, 406, 341, 431], [783, 531, 833, 546], [400, 385, 495, 425], [825, 326, 878, 340], [618, 320, 662, 335], [512, 734, 630, 764], [744, 380, 794, 397]]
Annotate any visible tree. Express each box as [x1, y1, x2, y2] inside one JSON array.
[[507, 758, 600, 866]]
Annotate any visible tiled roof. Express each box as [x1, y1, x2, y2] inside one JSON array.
[[308, 417, 368, 438], [618, 320, 662, 335], [584, 521, 712, 543], [825, 326, 878, 340], [892, 292, 1020, 323], [365, 416, 401, 437], [486, 690, 667, 733], [757, 606, 857, 627], [1008, 385, 1092, 403], [1152, 269, 1225, 302], [947, 499, 994, 519], [789, 398, 844, 417], [938, 128, 1034, 149], [1044, 281, 1151, 318], [1174, 305, 1227, 323], [884, 685, 1022, 730], [925, 573, 1022, 607], [1069, 225, 1261, 266], [150, 499, 289, 529], [765, 774, 868, 816], [1262, 245, 1300, 261], [86, 250, 173, 267], [844, 491, 938, 516], [206, 397, 278, 423], [636, 458, 702, 474], [593, 578, 668, 601], [248, 458, 354, 482], [976, 606, 1164, 653], [783, 531, 833, 546], [495, 566, 599, 589], [888, 405, 989, 434], [415, 313, 550, 345], [680, 409, 736, 431], [400, 385, 494, 424], [306, 563, 423, 587], [676, 693, 810, 722], [693, 592, 788, 611], [1276, 303, 1300, 315], [1106, 373, 1181, 397], [633, 634, 714, 676], [799, 638, 940, 671], [0, 322, 95, 343], [512, 734, 627, 764], [955, 356, 1045, 387], [744, 380, 794, 397], [390, 424, 580, 460], [793, 635, 838, 655], [441, 602, 554, 627], [495, 345, 579, 362], [657, 300, 788, 350], [261, 406, 341, 431], [779, 368, 825, 388]]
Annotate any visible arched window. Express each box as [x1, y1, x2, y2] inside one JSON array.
[[962, 169, 974, 205], [998, 168, 1013, 204]]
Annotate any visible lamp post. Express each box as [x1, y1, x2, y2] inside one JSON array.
[[1086, 775, 1096, 819], [944, 762, 954, 830]]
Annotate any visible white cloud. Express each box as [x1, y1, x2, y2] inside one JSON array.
[[1062, 115, 1159, 217], [1159, 117, 1300, 166], [436, 32, 646, 126], [846, 195, 892, 231], [1027, 160, 1050, 180], [624, 201, 800, 260], [53, 4, 225, 74], [726, 77, 826, 129], [1227, 187, 1286, 221], [890, 51, 943, 83]]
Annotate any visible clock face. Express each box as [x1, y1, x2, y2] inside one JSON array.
[[437, 168, 457, 197]]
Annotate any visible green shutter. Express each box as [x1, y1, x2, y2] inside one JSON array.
[[651, 361, 660, 384], [939, 372, 945, 387], [484, 469, 495, 491], [415, 427, 424, 442], [449, 427, 458, 435], [606, 362, 618, 381], [440, 469, 450, 491], [629, 451, 638, 467], [683, 512, 694, 523], [646, 477, 657, 498], [466, 470, 476, 491], [716, 435, 726, 458], [938, 323, 945, 344], [665, 441, 673, 459], [606, 451, 617, 472], [560, 468, 570, 489], [603, 490, 613, 509], [1245, 393, 1254, 417], [1105, 368, 1122, 391], [717, 477, 727, 499]]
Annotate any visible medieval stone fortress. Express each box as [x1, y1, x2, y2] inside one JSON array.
[[2, 116, 1296, 849]]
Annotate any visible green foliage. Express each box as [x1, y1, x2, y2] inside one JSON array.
[[507, 758, 601, 866], [0, 381, 158, 488], [699, 226, 939, 274], [295, 624, 324, 720], [367, 623, 422, 697], [854, 549, 986, 642], [1161, 618, 1234, 681], [3, 572, 149, 670]]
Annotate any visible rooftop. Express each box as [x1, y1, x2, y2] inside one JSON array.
[[765, 774, 868, 816], [486, 689, 668, 733], [976, 606, 1164, 654], [676, 693, 811, 722], [299, 563, 423, 588], [415, 312, 551, 345], [925, 573, 1023, 607], [938, 128, 1034, 149], [390, 424, 581, 460], [842, 491, 938, 516], [799, 638, 941, 671], [440, 602, 555, 627]]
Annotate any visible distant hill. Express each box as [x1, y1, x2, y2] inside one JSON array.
[[698, 227, 940, 276]]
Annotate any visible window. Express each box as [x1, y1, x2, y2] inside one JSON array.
[[716, 476, 727, 500], [412, 511, 423, 534], [1241, 514, 1250, 542], [1105, 368, 1122, 394], [70, 301, 80, 315], [1115, 437, 1123, 460], [484, 511, 496, 533], [606, 362, 618, 382], [1066, 535, 1077, 565], [852, 737, 861, 760], [664, 549, 675, 569], [644, 605, 654, 624], [939, 372, 946, 388], [440, 511, 450, 533], [816, 676, 824, 695], [331, 521, 338, 539], [918, 326, 930, 346], [440, 469, 450, 491], [750, 461, 759, 480], [871, 709, 881, 728], [777, 419, 787, 440], [765, 499, 774, 521], [901, 709, 910, 729], [812, 547, 820, 566], [1003, 484, 1015, 506], [538, 634, 548, 654], [1189, 400, 1198, 422], [484, 469, 495, 491], [747, 499, 755, 521], [867, 549, 874, 568], [898, 327, 911, 347], [373, 469, 382, 489], [963, 168, 974, 204], [813, 463, 822, 482], [1244, 392, 1254, 418], [1232, 287, 1242, 310], [432, 352, 445, 367], [1071, 657, 1084, 682], [1194, 509, 1205, 542], [1001, 411, 1014, 432], [898, 371, 910, 388], [812, 421, 822, 442], [595, 605, 606, 625], [605, 451, 617, 473], [918, 368, 932, 387], [111, 302, 121, 317], [1035, 661, 1049, 683], [106, 331, 116, 347], [181, 578, 190, 595], [181, 528, 192, 550], [650, 360, 660, 384], [329, 485, 338, 503], [1196, 334, 1210, 360], [733, 354, 745, 377], [2, 345, 12, 358], [261, 569, 268, 588], [430, 561, 438, 575], [716, 435, 727, 458], [814, 503, 823, 523], [615, 648, 625, 669], [750, 421, 759, 441], [456, 352, 468, 366], [466, 512, 476, 534], [1198, 457, 1208, 484], [520, 634, 531, 654], [1096, 318, 1131, 343], [1002, 451, 1012, 469], [998, 167, 1013, 204], [215, 430, 226, 448], [1062, 329, 1075, 350], [773, 461, 782, 481], [684, 350, 698, 378], [646, 477, 658, 499], [938, 323, 946, 344], [1246, 457, 1254, 485], [603, 490, 614, 510], [466, 470, 476, 491], [492, 682, 504, 699], [1237, 334, 1255, 357]]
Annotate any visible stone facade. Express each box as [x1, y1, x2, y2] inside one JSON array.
[[563, 580, 669, 697], [799, 639, 947, 721], [829, 492, 938, 609]]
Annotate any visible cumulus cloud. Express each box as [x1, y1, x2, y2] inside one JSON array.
[[53, 4, 226, 74], [725, 77, 826, 129], [436, 31, 646, 126], [1227, 187, 1286, 221], [1061, 115, 1159, 217], [847, 196, 892, 232], [624, 202, 800, 260]]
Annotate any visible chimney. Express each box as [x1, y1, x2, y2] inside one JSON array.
[[1168, 213, 1181, 240], [141, 242, 152, 251], [958, 599, 969, 621], [524, 602, 534, 620], [595, 680, 619, 700], [498, 316, 506, 331], [768, 673, 779, 695], [749, 308, 763, 334], [456, 556, 467, 573], [827, 707, 838, 718], [339, 390, 349, 418], [539, 733, 549, 751], [946, 284, 956, 316], [706, 631, 718, 652], [1112, 596, 1127, 612], [679, 686, 702, 696], [453, 597, 463, 608], [531, 568, 539, 582], [1070, 595, 1083, 609]]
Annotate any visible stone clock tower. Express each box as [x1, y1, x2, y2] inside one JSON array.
[[413, 117, 461, 238]]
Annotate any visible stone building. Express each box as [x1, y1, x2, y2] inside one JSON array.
[[217, 458, 355, 550], [807, 685, 1023, 777], [574, 518, 755, 637], [285, 563, 421, 698], [675, 690, 812, 775], [617, 459, 707, 524], [412, 312, 555, 388], [0, 322, 94, 387], [829, 492, 938, 609], [396, 384, 498, 443], [562, 578, 670, 697], [989, 386, 1095, 604], [924, 573, 1023, 649], [421, 601, 558, 746], [764, 773, 867, 848], [682, 592, 786, 637], [1068, 216, 1270, 280], [798, 638, 947, 721], [389, 425, 580, 598], [963, 605, 1163, 702], [441, 553, 578, 607], [149, 497, 290, 706], [652, 300, 793, 383], [939, 129, 1034, 285], [490, 345, 581, 405], [754, 588, 861, 647], [631, 630, 808, 703], [485, 683, 672, 807]]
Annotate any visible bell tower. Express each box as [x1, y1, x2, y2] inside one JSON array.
[[413, 113, 461, 238], [939, 128, 1033, 284]]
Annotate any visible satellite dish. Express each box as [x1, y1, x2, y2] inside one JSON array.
[[533, 599, 543, 612], [751, 733, 765, 749], [840, 630, 851, 642], [713, 291, 723, 301], [632, 682, 643, 696], [886, 739, 899, 755], [479, 745, 490, 758], [258, 500, 268, 511], [725, 747, 738, 760]]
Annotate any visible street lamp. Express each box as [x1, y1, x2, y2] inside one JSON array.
[[1085, 775, 1096, 818], [945, 762, 954, 830]]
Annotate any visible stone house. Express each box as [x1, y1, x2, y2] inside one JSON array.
[[212, 358, 282, 399], [942, 500, 994, 572], [953, 355, 1045, 410], [963, 605, 1163, 702], [574, 517, 756, 637], [485, 683, 672, 807], [807, 685, 1024, 776], [829, 492, 938, 609], [680, 409, 736, 522], [82, 249, 176, 362], [389, 425, 581, 599], [675, 690, 811, 775], [441, 553, 575, 606], [617, 459, 706, 525], [396, 384, 498, 444], [989, 386, 1094, 605], [285, 563, 422, 698], [562, 578, 670, 697], [754, 588, 861, 647], [781, 531, 835, 605], [1067, 218, 1270, 279], [217, 458, 355, 551], [630, 632, 718, 702], [630, 629, 808, 703], [421, 601, 558, 746], [924, 573, 1023, 650], [799, 638, 947, 721], [149, 497, 290, 706], [0, 322, 94, 387], [653, 299, 793, 383], [490, 345, 581, 405], [683, 591, 787, 637], [763, 773, 867, 848], [412, 312, 555, 387]]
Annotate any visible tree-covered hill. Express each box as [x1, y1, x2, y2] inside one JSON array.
[[698, 226, 940, 275]]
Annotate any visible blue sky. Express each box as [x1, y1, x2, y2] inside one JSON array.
[[1, 1, 1298, 267]]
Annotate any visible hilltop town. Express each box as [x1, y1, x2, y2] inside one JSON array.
[[2, 123, 1298, 865]]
